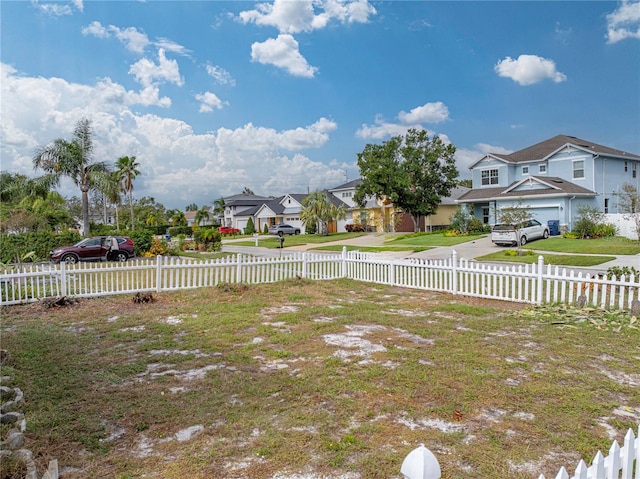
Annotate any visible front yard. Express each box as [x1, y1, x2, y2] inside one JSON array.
[[2, 279, 639, 478]]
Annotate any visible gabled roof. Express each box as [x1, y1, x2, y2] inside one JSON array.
[[470, 135, 640, 169], [457, 176, 596, 203], [329, 178, 361, 191]]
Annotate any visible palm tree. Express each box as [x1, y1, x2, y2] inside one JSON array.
[[212, 197, 225, 224], [195, 206, 211, 226], [115, 156, 140, 230], [301, 190, 346, 235], [169, 209, 187, 226], [33, 118, 108, 236]]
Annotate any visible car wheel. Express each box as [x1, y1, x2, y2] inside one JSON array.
[[295, 230, 300, 235], [520, 236, 527, 246], [61, 254, 78, 264], [543, 230, 549, 239], [115, 252, 128, 262], [278, 231, 284, 237]]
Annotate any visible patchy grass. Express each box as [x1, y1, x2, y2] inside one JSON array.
[[525, 237, 640, 255], [2, 280, 639, 479], [476, 251, 617, 266], [311, 245, 431, 253]]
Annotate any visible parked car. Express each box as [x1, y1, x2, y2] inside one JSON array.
[[218, 226, 241, 235], [49, 236, 135, 264], [268, 224, 301, 236], [491, 220, 549, 246]]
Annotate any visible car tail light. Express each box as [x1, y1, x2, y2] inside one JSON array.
[[124, 238, 134, 246]]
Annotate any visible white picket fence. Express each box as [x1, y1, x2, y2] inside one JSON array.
[[538, 426, 639, 479], [1, 249, 639, 308]]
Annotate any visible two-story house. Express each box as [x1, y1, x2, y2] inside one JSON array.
[[328, 179, 470, 233], [457, 135, 640, 232]]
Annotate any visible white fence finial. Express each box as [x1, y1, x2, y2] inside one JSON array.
[[400, 443, 441, 479]]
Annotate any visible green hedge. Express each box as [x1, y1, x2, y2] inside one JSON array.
[[0, 231, 81, 264]]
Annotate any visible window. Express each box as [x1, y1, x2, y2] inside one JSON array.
[[539, 164, 547, 174], [341, 191, 352, 198], [604, 198, 609, 214], [572, 160, 585, 179], [633, 163, 637, 179], [482, 207, 490, 224], [625, 161, 628, 172], [481, 169, 499, 185], [522, 166, 529, 175]]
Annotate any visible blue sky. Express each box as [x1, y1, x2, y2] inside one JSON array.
[[1, 0, 639, 210]]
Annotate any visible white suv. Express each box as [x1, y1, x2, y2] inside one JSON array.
[[491, 219, 550, 247]]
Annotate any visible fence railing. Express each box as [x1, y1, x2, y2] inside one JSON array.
[[538, 426, 639, 479], [2, 249, 639, 309]]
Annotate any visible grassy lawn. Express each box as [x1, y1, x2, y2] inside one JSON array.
[[2, 280, 638, 479], [227, 232, 366, 249], [385, 232, 486, 247], [476, 251, 617, 267], [312, 245, 431, 253], [523, 236, 640, 255]]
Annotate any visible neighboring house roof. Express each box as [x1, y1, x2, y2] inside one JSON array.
[[458, 176, 596, 203], [440, 186, 471, 205], [329, 178, 361, 191], [470, 134, 640, 168]]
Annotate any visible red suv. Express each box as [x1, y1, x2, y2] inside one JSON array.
[[49, 236, 135, 264]]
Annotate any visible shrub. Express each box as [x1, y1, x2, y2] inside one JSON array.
[[125, 229, 153, 256], [449, 206, 471, 234], [168, 226, 193, 237], [0, 231, 81, 264], [245, 217, 256, 235], [194, 228, 221, 252], [468, 218, 485, 233], [263, 224, 269, 234], [147, 238, 168, 256], [572, 205, 615, 239], [606, 265, 638, 278], [345, 224, 364, 233]]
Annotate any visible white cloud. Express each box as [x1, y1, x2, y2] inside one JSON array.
[[206, 65, 236, 86], [82, 22, 191, 56], [357, 101, 449, 140], [251, 34, 318, 78], [494, 54, 567, 86], [82, 21, 150, 54], [238, 0, 376, 34], [32, 0, 83, 16], [195, 92, 226, 112], [129, 49, 184, 88], [398, 102, 449, 124], [606, 0, 640, 43], [0, 63, 347, 209]]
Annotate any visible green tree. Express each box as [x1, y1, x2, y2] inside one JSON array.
[[354, 129, 458, 232], [212, 197, 225, 224], [94, 170, 124, 232], [185, 203, 198, 212], [449, 205, 472, 234], [169, 209, 187, 226], [115, 156, 140, 231], [245, 217, 256, 235], [134, 196, 167, 228], [194, 206, 211, 226], [496, 200, 533, 254], [33, 118, 109, 236], [301, 190, 346, 236]]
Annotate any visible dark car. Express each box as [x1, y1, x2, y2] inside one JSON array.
[[49, 236, 135, 264], [268, 224, 301, 236]]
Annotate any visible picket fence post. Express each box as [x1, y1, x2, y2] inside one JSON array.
[[301, 252, 307, 279], [155, 255, 163, 292], [236, 253, 243, 283], [59, 261, 67, 297], [536, 255, 544, 305], [451, 250, 458, 295], [341, 247, 347, 278]]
